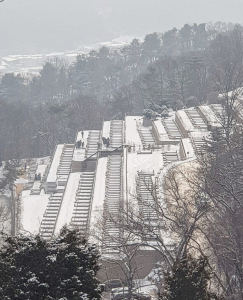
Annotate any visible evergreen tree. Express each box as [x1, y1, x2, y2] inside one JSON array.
[[160, 254, 223, 300], [0, 227, 103, 300]]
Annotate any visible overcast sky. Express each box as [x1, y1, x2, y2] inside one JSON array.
[[0, 0, 243, 54]]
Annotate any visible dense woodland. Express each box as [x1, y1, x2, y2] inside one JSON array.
[[0, 22, 243, 161]]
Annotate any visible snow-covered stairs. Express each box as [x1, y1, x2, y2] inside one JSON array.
[[162, 151, 179, 165], [162, 118, 182, 140], [139, 127, 156, 147], [136, 172, 159, 237], [102, 154, 123, 254], [190, 136, 207, 155], [40, 192, 64, 239], [57, 144, 74, 176], [210, 104, 224, 119], [71, 172, 95, 235], [85, 130, 101, 158], [185, 108, 207, 130], [110, 120, 124, 148]]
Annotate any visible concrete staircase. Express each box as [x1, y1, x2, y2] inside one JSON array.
[[40, 192, 64, 239], [210, 104, 224, 119], [162, 151, 179, 165], [71, 172, 95, 235], [185, 108, 207, 130], [162, 118, 182, 140], [102, 154, 123, 254], [110, 120, 124, 148], [139, 127, 156, 147], [190, 136, 207, 155], [85, 130, 101, 158], [136, 172, 159, 237], [57, 144, 74, 177]]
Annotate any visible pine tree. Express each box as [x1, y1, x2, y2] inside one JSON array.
[[0, 227, 103, 300], [160, 254, 224, 300]]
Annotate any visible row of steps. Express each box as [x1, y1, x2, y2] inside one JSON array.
[[210, 104, 224, 119], [110, 120, 124, 148], [136, 172, 159, 237], [102, 154, 123, 254], [162, 118, 182, 140], [57, 144, 74, 177], [71, 172, 95, 235], [162, 151, 179, 165], [190, 136, 207, 155], [40, 192, 64, 239], [185, 108, 208, 130], [139, 127, 156, 147], [85, 130, 101, 158]]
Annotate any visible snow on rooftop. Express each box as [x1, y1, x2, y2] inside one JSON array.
[[21, 190, 49, 234], [46, 144, 64, 182], [125, 116, 143, 151], [54, 172, 82, 235]]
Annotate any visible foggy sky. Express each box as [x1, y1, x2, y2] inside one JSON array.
[[0, 0, 243, 54]]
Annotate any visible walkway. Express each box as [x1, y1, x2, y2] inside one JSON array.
[[40, 192, 64, 239], [71, 172, 95, 235], [162, 118, 182, 140], [85, 130, 101, 158], [110, 120, 124, 148], [136, 172, 159, 237], [139, 127, 156, 147], [102, 154, 123, 254], [162, 151, 179, 165], [185, 108, 208, 130]]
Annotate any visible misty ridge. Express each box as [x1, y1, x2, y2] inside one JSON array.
[[0, 20, 241, 161], [0, 0, 178, 53], [1, 0, 243, 54]]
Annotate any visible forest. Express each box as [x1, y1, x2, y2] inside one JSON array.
[[0, 22, 242, 161]]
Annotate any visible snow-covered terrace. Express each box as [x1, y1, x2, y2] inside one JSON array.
[[125, 116, 143, 151], [73, 130, 89, 161], [199, 105, 221, 128], [175, 110, 194, 133], [54, 172, 82, 235], [46, 144, 64, 183], [21, 190, 49, 234], [153, 119, 170, 143]]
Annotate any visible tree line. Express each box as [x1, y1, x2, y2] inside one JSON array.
[[0, 22, 243, 161]]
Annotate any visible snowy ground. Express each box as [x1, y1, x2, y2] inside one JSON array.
[[126, 151, 163, 197], [90, 157, 107, 231], [73, 130, 89, 161], [54, 172, 82, 235], [21, 190, 49, 234], [125, 116, 143, 151], [47, 144, 64, 182]]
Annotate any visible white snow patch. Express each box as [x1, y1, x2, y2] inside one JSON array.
[[125, 116, 143, 151], [127, 152, 163, 196], [90, 157, 107, 226], [47, 145, 64, 182], [54, 172, 82, 234], [21, 190, 49, 234]]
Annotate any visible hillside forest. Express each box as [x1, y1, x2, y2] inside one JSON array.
[[0, 22, 243, 161]]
